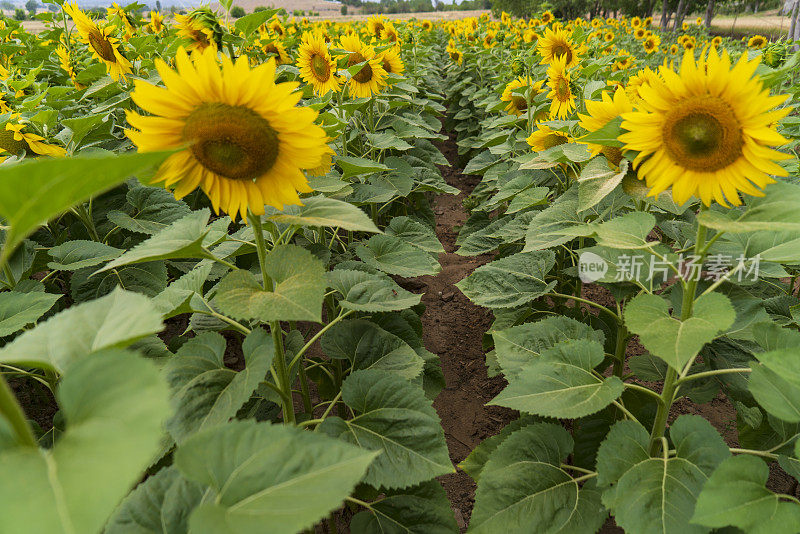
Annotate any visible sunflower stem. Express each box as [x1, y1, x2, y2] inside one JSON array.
[[648, 206, 708, 456], [247, 210, 295, 424]]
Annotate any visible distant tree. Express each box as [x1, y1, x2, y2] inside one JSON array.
[[0, 1, 12, 9], [253, 5, 267, 11], [230, 5, 245, 17], [341, 4, 348, 14], [13, 7, 25, 19], [155, 0, 161, 10], [24, 0, 37, 15]]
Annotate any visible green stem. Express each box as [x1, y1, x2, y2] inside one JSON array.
[[648, 208, 708, 456], [623, 382, 664, 403], [2, 261, 15, 289], [0, 373, 36, 447], [729, 447, 778, 460], [611, 324, 628, 377], [289, 309, 354, 370], [548, 292, 621, 323], [676, 367, 752, 385], [298, 360, 313, 416]]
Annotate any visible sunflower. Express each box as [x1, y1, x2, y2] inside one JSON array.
[[603, 31, 614, 42], [262, 39, 291, 65], [541, 10, 554, 24], [0, 122, 66, 158], [578, 86, 633, 165], [483, 30, 496, 48], [631, 16, 642, 28], [711, 36, 722, 48], [683, 38, 696, 51], [644, 16, 653, 26], [63, 3, 132, 81], [643, 35, 660, 54], [619, 49, 791, 207], [633, 28, 646, 40], [546, 54, 575, 119], [537, 27, 582, 68], [175, 13, 215, 52], [625, 67, 659, 103], [669, 44, 679, 54], [748, 35, 767, 49], [379, 46, 404, 76], [267, 18, 285, 38], [381, 21, 399, 43], [367, 16, 386, 37], [125, 47, 329, 219], [55, 45, 85, 89], [149, 11, 164, 33], [421, 20, 433, 31], [447, 46, 463, 65], [501, 76, 544, 116], [527, 125, 571, 152], [338, 34, 387, 98], [297, 32, 340, 95], [695, 16, 703, 25]]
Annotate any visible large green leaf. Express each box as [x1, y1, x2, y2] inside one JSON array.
[[697, 182, 800, 233], [598, 416, 730, 534], [385, 216, 444, 253], [356, 234, 441, 277], [350, 481, 458, 534], [456, 251, 555, 309], [0, 288, 163, 373], [318, 369, 454, 489], [105, 466, 203, 534], [322, 319, 424, 378], [71, 261, 167, 302], [749, 348, 800, 422], [175, 420, 376, 534], [468, 424, 605, 534], [692, 455, 800, 533], [490, 339, 624, 418], [233, 7, 278, 35], [165, 329, 273, 443], [336, 155, 392, 179], [327, 269, 421, 312], [0, 150, 169, 261], [267, 195, 380, 233], [213, 245, 326, 323], [493, 316, 605, 378], [577, 157, 627, 212], [47, 240, 122, 271], [0, 350, 170, 534], [624, 292, 736, 370], [459, 416, 540, 484], [523, 187, 584, 252], [151, 263, 213, 319], [96, 209, 212, 273], [588, 211, 656, 249], [0, 290, 60, 337]]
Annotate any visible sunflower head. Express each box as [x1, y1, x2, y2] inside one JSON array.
[[748, 35, 767, 49], [338, 34, 387, 98], [619, 48, 791, 207], [501, 76, 544, 116], [63, 2, 132, 81], [578, 86, 633, 164], [126, 47, 329, 219], [527, 125, 571, 152], [379, 46, 404, 77], [297, 31, 340, 95], [537, 27, 583, 68], [546, 54, 575, 119]]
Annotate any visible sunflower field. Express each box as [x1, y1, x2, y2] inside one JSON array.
[[0, 3, 799, 533]]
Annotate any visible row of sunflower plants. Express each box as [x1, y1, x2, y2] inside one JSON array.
[[444, 12, 800, 534], [0, 7, 464, 533]]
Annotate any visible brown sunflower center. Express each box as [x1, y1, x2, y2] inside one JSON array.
[[663, 96, 743, 172], [348, 52, 373, 83], [311, 53, 330, 81], [555, 77, 570, 101], [184, 103, 279, 181], [88, 30, 117, 62], [0, 128, 28, 155], [551, 43, 572, 64], [382, 57, 393, 74], [511, 94, 527, 111], [543, 133, 568, 149]]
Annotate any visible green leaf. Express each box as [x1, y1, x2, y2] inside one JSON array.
[[624, 292, 736, 370], [469, 423, 605, 533], [327, 269, 421, 312], [0, 151, 170, 262], [456, 251, 556, 309], [493, 316, 605, 378], [356, 234, 441, 277], [523, 187, 584, 252], [47, 240, 122, 271], [599, 416, 729, 534], [577, 157, 627, 212], [105, 466, 203, 534], [175, 420, 377, 534], [750, 348, 800, 422], [366, 132, 413, 151], [318, 369, 454, 489], [692, 455, 800, 533], [108, 186, 191, 235], [459, 416, 540, 483], [267, 195, 380, 233], [151, 263, 213, 319], [321, 319, 424, 379], [336, 155, 392, 179], [71, 261, 167, 302], [0, 350, 170, 534], [165, 329, 273, 443], [490, 339, 624, 418], [385, 216, 444, 253], [578, 116, 623, 148], [589, 211, 656, 249], [233, 8, 278, 35], [0, 288, 163, 373], [697, 182, 800, 233], [0, 290, 60, 337], [214, 245, 326, 323], [350, 481, 458, 534], [96, 209, 211, 273]]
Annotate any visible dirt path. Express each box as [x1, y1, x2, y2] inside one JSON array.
[[405, 132, 516, 530]]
